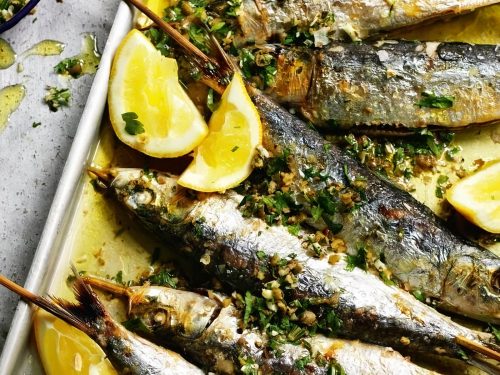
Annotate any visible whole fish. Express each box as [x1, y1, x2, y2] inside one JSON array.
[[94, 167, 500, 368], [241, 42, 500, 128], [84, 276, 438, 375], [228, 0, 500, 44], [0, 271, 204, 375]]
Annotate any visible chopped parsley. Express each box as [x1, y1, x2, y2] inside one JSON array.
[[32, 121, 41, 128], [122, 112, 145, 135], [295, 355, 312, 370], [239, 48, 277, 89], [412, 289, 425, 302], [44, 87, 71, 112], [345, 247, 367, 271], [435, 174, 450, 199], [489, 324, 500, 343], [54, 58, 84, 78], [188, 24, 210, 54], [146, 269, 177, 288], [231, 145, 239, 152], [144, 28, 173, 57], [416, 92, 454, 109]]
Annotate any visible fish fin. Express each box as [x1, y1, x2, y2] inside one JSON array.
[[0, 267, 107, 339]]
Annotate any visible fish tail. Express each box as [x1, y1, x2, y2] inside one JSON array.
[[126, 0, 233, 95], [0, 266, 107, 339]]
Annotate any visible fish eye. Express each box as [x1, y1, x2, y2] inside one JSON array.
[[151, 309, 170, 328], [491, 269, 500, 294], [133, 189, 154, 205]]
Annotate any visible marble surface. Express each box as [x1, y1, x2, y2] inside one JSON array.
[[0, 0, 121, 351]]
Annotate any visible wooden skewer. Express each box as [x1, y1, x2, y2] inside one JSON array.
[[126, 0, 216, 67], [83, 276, 130, 297], [456, 335, 500, 362], [0, 275, 37, 301]]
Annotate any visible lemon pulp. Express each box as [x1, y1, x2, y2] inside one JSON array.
[[447, 160, 500, 233], [178, 73, 262, 192], [34, 310, 117, 375], [108, 29, 208, 158]]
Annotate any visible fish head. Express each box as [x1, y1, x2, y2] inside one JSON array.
[[90, 167, 191, 226], [441, 252, 500, 323], [127, 286, 221, 340]]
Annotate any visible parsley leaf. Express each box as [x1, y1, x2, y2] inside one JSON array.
[[44, 86, 71, 112], [54, 58, 83, 78], [345, 247, 367, 271], [416, 92, 454, 109], [122, 112, 145, 135]]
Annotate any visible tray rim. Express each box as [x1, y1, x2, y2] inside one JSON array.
[[0, 3, 133, 373]]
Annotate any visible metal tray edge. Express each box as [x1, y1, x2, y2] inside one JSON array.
[[0, 3, 133, 373]]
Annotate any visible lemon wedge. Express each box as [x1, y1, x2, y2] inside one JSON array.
[[447, 160, 500, 233], [108, 29, 208, 158], [178, 73, 262, 192], [34, 310, 117, 375], [135, 0, 178, 29]]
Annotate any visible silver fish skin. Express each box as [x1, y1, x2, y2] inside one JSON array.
[[129, 0, 500, 323], [0, 273, 204, 375], [86, 279, 438, 375], [99, 168, 497, 362], [236, 0, 500, 43], [252, 91, 500, 324], [252, 41, 500, 128]]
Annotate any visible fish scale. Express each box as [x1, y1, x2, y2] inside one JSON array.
[[99, 168, 498, 366], [235, 0, 500, 43]]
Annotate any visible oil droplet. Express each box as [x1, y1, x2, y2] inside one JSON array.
[[54, 34, 101, 78], [0, 85, 26, 132], [0, 38, 16, 70], [23, 40, 65, 57]]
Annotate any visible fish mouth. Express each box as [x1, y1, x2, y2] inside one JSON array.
[[492, 268, 500, 294]]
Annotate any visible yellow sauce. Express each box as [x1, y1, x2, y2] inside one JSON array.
[[23, 40, 65, 57], [391, 4, 500, 44], [0, 38, 15, 70], [0, 84, 25, 132], [57, 34, 101, 77]]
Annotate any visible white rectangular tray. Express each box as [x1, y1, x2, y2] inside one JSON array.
[[0, 3, 133, 373]]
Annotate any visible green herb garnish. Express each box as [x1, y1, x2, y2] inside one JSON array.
[[416, 92, 454, 109], [54, 58, 83, 78], [44, 87, 71, 112], [32, 122, 41, 128], [146, 270, 177, 288], [295, 355, 312, 370], [122, 112, 145, 135], [346, 247, 367, 271]]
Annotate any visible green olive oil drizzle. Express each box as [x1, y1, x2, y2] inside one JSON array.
[[22, 40, 65, 58], [0, 85, 26, 132], [0, 38, 16, 70]]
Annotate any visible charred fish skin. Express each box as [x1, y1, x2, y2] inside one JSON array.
[[252, 92, 500, 324], [237, 0, 500, 43], [260, 41, 500, 128], [104, 169, 495, 360], [92, 281, 437, 375]]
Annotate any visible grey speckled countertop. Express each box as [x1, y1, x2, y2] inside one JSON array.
[[0, 0, 121, 351]]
